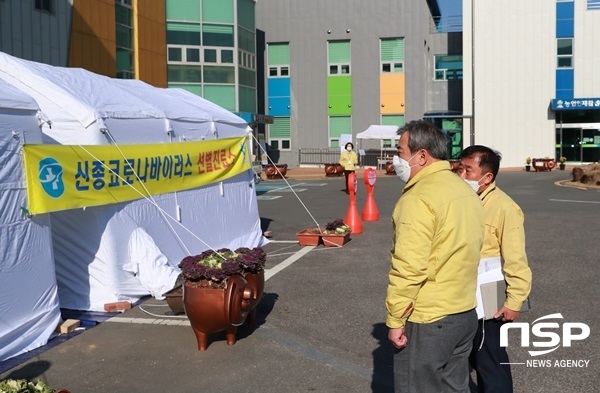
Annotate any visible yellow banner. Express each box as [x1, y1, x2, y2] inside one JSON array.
[[23, 136, 251, 214]]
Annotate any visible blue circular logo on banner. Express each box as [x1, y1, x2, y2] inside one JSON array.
[[38, 157, 65, 198]]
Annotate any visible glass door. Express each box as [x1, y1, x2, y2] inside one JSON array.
[[582, 129, 600, 163], [556, 127, 582, 162]]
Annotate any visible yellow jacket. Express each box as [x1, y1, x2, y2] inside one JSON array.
[[479, 183, 532, 311], [386, 161, 484, 328], [339, 150, 358, 170]]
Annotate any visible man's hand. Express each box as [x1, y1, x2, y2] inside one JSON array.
[[494, 306, 520, 322], [388, 327, 407, 349]]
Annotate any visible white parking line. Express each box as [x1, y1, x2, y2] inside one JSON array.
[[265, 246, 314, 281], [549, 199, 600, 204]]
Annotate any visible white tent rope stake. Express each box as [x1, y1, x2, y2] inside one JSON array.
[[76, 142, 225, 260], [251, 133, 323, 234]]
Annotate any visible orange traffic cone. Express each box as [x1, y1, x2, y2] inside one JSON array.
[[362, 168, 379, 221], [345, 172, 363, 234]]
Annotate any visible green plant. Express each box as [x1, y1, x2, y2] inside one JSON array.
[[178, 247, 266, 288], [559, 156, 567, 164], [525, 157, 532, 165], [323, 219, 351, 235], [0, 379, 53, 393]]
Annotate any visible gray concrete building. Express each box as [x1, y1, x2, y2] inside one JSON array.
[[255, 0, 463, 166]]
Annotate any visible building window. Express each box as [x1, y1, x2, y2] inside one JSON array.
[[557, 38, 573, 68], [269, 117, 291, 151], [589, 0, 600, 10], [115, 0, 134, 79], [328, 41, 351, 76], [380, 38, 404, 74], [35, 0, 53, 12], [434, 55, 463, 80], [268, 43, 290, 77]]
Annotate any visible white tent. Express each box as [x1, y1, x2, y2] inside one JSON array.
[[356, 125, 399, 140], [356, 125, 400, 167], [0, 52, 266, 312], [0, 79, 61, 361]]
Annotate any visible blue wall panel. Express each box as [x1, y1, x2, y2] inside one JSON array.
[[268, 97, 291, 116], [556, 69, 574, 100], [556, 19, 574, 38], [267, 78, 291, 97]]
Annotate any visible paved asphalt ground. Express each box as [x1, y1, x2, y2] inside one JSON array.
[[1, 168, 598, 392]]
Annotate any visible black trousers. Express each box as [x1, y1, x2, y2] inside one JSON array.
[[343, 170, 354, 192], [469, 319, 513, 393]]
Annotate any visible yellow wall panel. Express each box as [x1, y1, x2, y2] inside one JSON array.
[[69, 0, 116, 77], [135, 0, 167, 87], [380, 74, 405, 114]]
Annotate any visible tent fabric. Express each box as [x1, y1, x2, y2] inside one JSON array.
[[126, 228, 181, 299], [355, 125, 400, 140], [0, 52, 266, 312], [0, 78, 61, 361]]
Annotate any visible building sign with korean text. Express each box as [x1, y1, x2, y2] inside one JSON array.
[[552, 98, 600, 111]]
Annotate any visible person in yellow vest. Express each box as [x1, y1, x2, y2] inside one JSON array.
[[458, 145, 532, 393], [387, 120, 484, 392], [339, 142, 358, 193]]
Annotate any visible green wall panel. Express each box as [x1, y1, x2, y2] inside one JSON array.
[[238, 86, 256, 113], [237, 0, 255, 30], [270, 117, 291, 138], [327, 76, 352, 115], [202, 0, 233, 23], [381, 38, 404, 61], [328, 41, 350, 63], [166, 0, 201, 22], [327, 76, 352, 96], [329, 116, 351, 138], [204, 85, 236, 111], [382, 115, 405, 127], [268, 43, 290, 65], [168, 83, 203, 97]]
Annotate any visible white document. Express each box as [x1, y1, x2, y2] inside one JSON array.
[[475, 256, 504, 319]]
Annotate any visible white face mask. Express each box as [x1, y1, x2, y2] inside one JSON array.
[[392, 152, 419, 182], [463, 175, 488, 193], [346, 146, 352, 151]]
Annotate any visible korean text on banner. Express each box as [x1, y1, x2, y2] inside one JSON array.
[[23, 136, 251, 214]]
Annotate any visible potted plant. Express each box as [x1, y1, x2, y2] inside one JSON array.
[[0, 379, 64, 393], [178, 249, 254, 350], [559, 156, 567, 170], [234, 247, 267, 327], [321, 219, 352, 247], [297, 227, 323, 246], [525, 157, 532, 172]]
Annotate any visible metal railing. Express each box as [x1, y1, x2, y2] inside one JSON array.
[[299, 148, 397, 167]]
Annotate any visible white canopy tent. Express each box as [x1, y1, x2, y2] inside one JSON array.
[[356, 125, 400, 140], [356, 125, 400, 168], [0, 79, 61, 361], [0, 52, 266, 312]]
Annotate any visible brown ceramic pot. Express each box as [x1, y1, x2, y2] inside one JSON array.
[[324, 163, 337, 177], [183, 274, 253, 350], [265, 164, 288, 179], [164, 286, 184, 315], [243, 270, 265, 327]]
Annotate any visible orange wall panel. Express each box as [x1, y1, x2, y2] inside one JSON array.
[[380, 74, 405, 114], [135, 0, 167, 87], [69, 0, 116, 77]]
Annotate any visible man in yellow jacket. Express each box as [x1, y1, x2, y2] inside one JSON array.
[[459, 145, 532, 393], [387, 120, 484, 392]]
